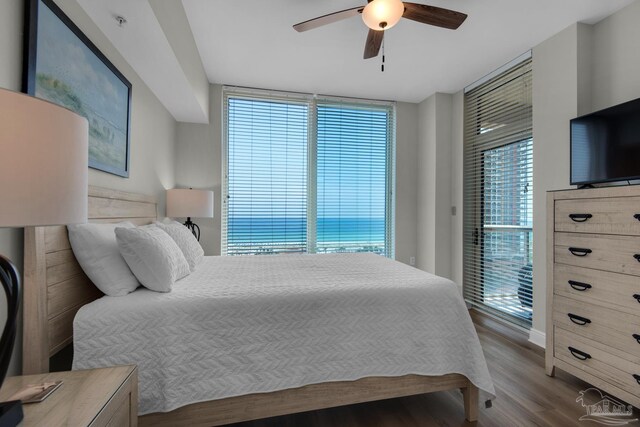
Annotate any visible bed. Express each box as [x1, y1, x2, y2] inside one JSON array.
[[23, 186, 494, 426]]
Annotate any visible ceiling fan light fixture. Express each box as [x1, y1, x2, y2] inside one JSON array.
[[362, 0, 404, 31]]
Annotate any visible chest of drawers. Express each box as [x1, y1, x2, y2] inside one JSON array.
[[547, 186, 640, 409]]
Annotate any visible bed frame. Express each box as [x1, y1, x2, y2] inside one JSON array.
[[23, 186, 480, 426]]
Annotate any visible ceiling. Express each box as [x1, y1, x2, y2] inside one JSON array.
[[79, 0, 635, 122], [183, 0, 633, 103]]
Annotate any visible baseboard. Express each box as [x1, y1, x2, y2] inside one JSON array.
[[528, 328, 546, 349]]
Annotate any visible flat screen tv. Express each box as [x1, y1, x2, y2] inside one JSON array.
[[570, 97, 640, 185]]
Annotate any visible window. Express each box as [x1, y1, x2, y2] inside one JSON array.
[[222, 89, 395, 257], [224, 96, 308, 255], [316, 103, 393, 255], [463, 54, 533, 328]]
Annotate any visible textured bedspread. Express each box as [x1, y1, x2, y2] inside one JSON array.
[[73, 253, 495, 415]]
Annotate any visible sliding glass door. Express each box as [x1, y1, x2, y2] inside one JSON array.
[[463, 55, 533, 327], [479, 139, 533, 323]]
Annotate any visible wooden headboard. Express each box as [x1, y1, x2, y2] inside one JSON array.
[[23, 186, 158, 375]]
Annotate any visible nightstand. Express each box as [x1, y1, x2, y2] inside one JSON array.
[[0, 365, 137, 426]]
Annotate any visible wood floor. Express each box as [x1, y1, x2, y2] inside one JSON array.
[[227, 310, 639, 427]]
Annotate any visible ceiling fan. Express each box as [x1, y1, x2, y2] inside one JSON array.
[[293, 0, 468, 60]]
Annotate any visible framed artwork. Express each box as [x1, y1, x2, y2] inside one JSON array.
[[23, 0, 132, 177]]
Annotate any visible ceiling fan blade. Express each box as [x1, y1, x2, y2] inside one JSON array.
[[364, 29, 384, 59], [293, 6, 365, 32], [402, 3, 468, 30]]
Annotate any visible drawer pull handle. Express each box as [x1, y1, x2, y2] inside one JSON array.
[[634, 294, 640, 304], [634, 374, 640, 385], [568, 313, 591, 326], [633, 334, 640, 344], [634, 254, 640, 263], [568, 247, 592, 257], [634, 214, 640, 221], [569, 213, 592, 222], [568, 347, 592, 361], [568, 280, 592, 291]]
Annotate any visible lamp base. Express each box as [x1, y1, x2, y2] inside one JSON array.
[[183, 217, 201, 241], [0, 401, 23, 427]]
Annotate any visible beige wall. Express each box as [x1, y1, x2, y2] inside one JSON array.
[[176, 86, 421, 264], [0, 0, 178, 375]]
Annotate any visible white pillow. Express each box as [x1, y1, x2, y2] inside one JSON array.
[[155, 220, 204, 272], [67, 222, 139, 297], [115, 225, 190, 292]]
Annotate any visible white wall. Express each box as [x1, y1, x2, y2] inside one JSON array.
[[434, 94, 453, 279], [417, 95, 436, 272], [0, 0, 178, 375], [394, 102, 420, 266], [416, 93, 453, 281], [176, 86, 421, 264], [531, 23, 583, 336], [591, 0, 640, 111], [577, 24, 593, 117], [175, 84, 223, 256], [450, 91, 465, 289], [528, 2, 640, 340], [149, 0, 210, 120]]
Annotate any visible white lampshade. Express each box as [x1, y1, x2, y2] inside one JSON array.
[[166, 189, 214, 218], [0, 88, 88, 227], [362, 0, 405, 30]]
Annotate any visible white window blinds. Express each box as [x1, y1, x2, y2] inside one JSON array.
[[315, 101, 394, 256], [463, 55, 533, 327], [223, 95, 310, 255], [222, 89, 395, 257]]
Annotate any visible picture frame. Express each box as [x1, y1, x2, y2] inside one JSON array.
[[23, 0, 132, 178]]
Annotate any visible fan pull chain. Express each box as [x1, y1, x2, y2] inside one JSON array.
[[381, 39, 385, 72]]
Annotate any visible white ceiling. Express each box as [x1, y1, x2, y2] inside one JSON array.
[[77, 0, 209, 123], [183, 0, 634, 103], [78, 0, 636, 122]]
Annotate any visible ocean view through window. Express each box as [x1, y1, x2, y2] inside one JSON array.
[[222, 89, 395, 257], [224, 96, 308, 255], [316, 104, 391, 255]]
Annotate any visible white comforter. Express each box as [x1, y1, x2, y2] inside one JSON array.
[[73, 253, 495, 415]]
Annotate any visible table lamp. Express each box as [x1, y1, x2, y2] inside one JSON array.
[[166, 188, 214, 241], [0, 88, 88, 425]]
